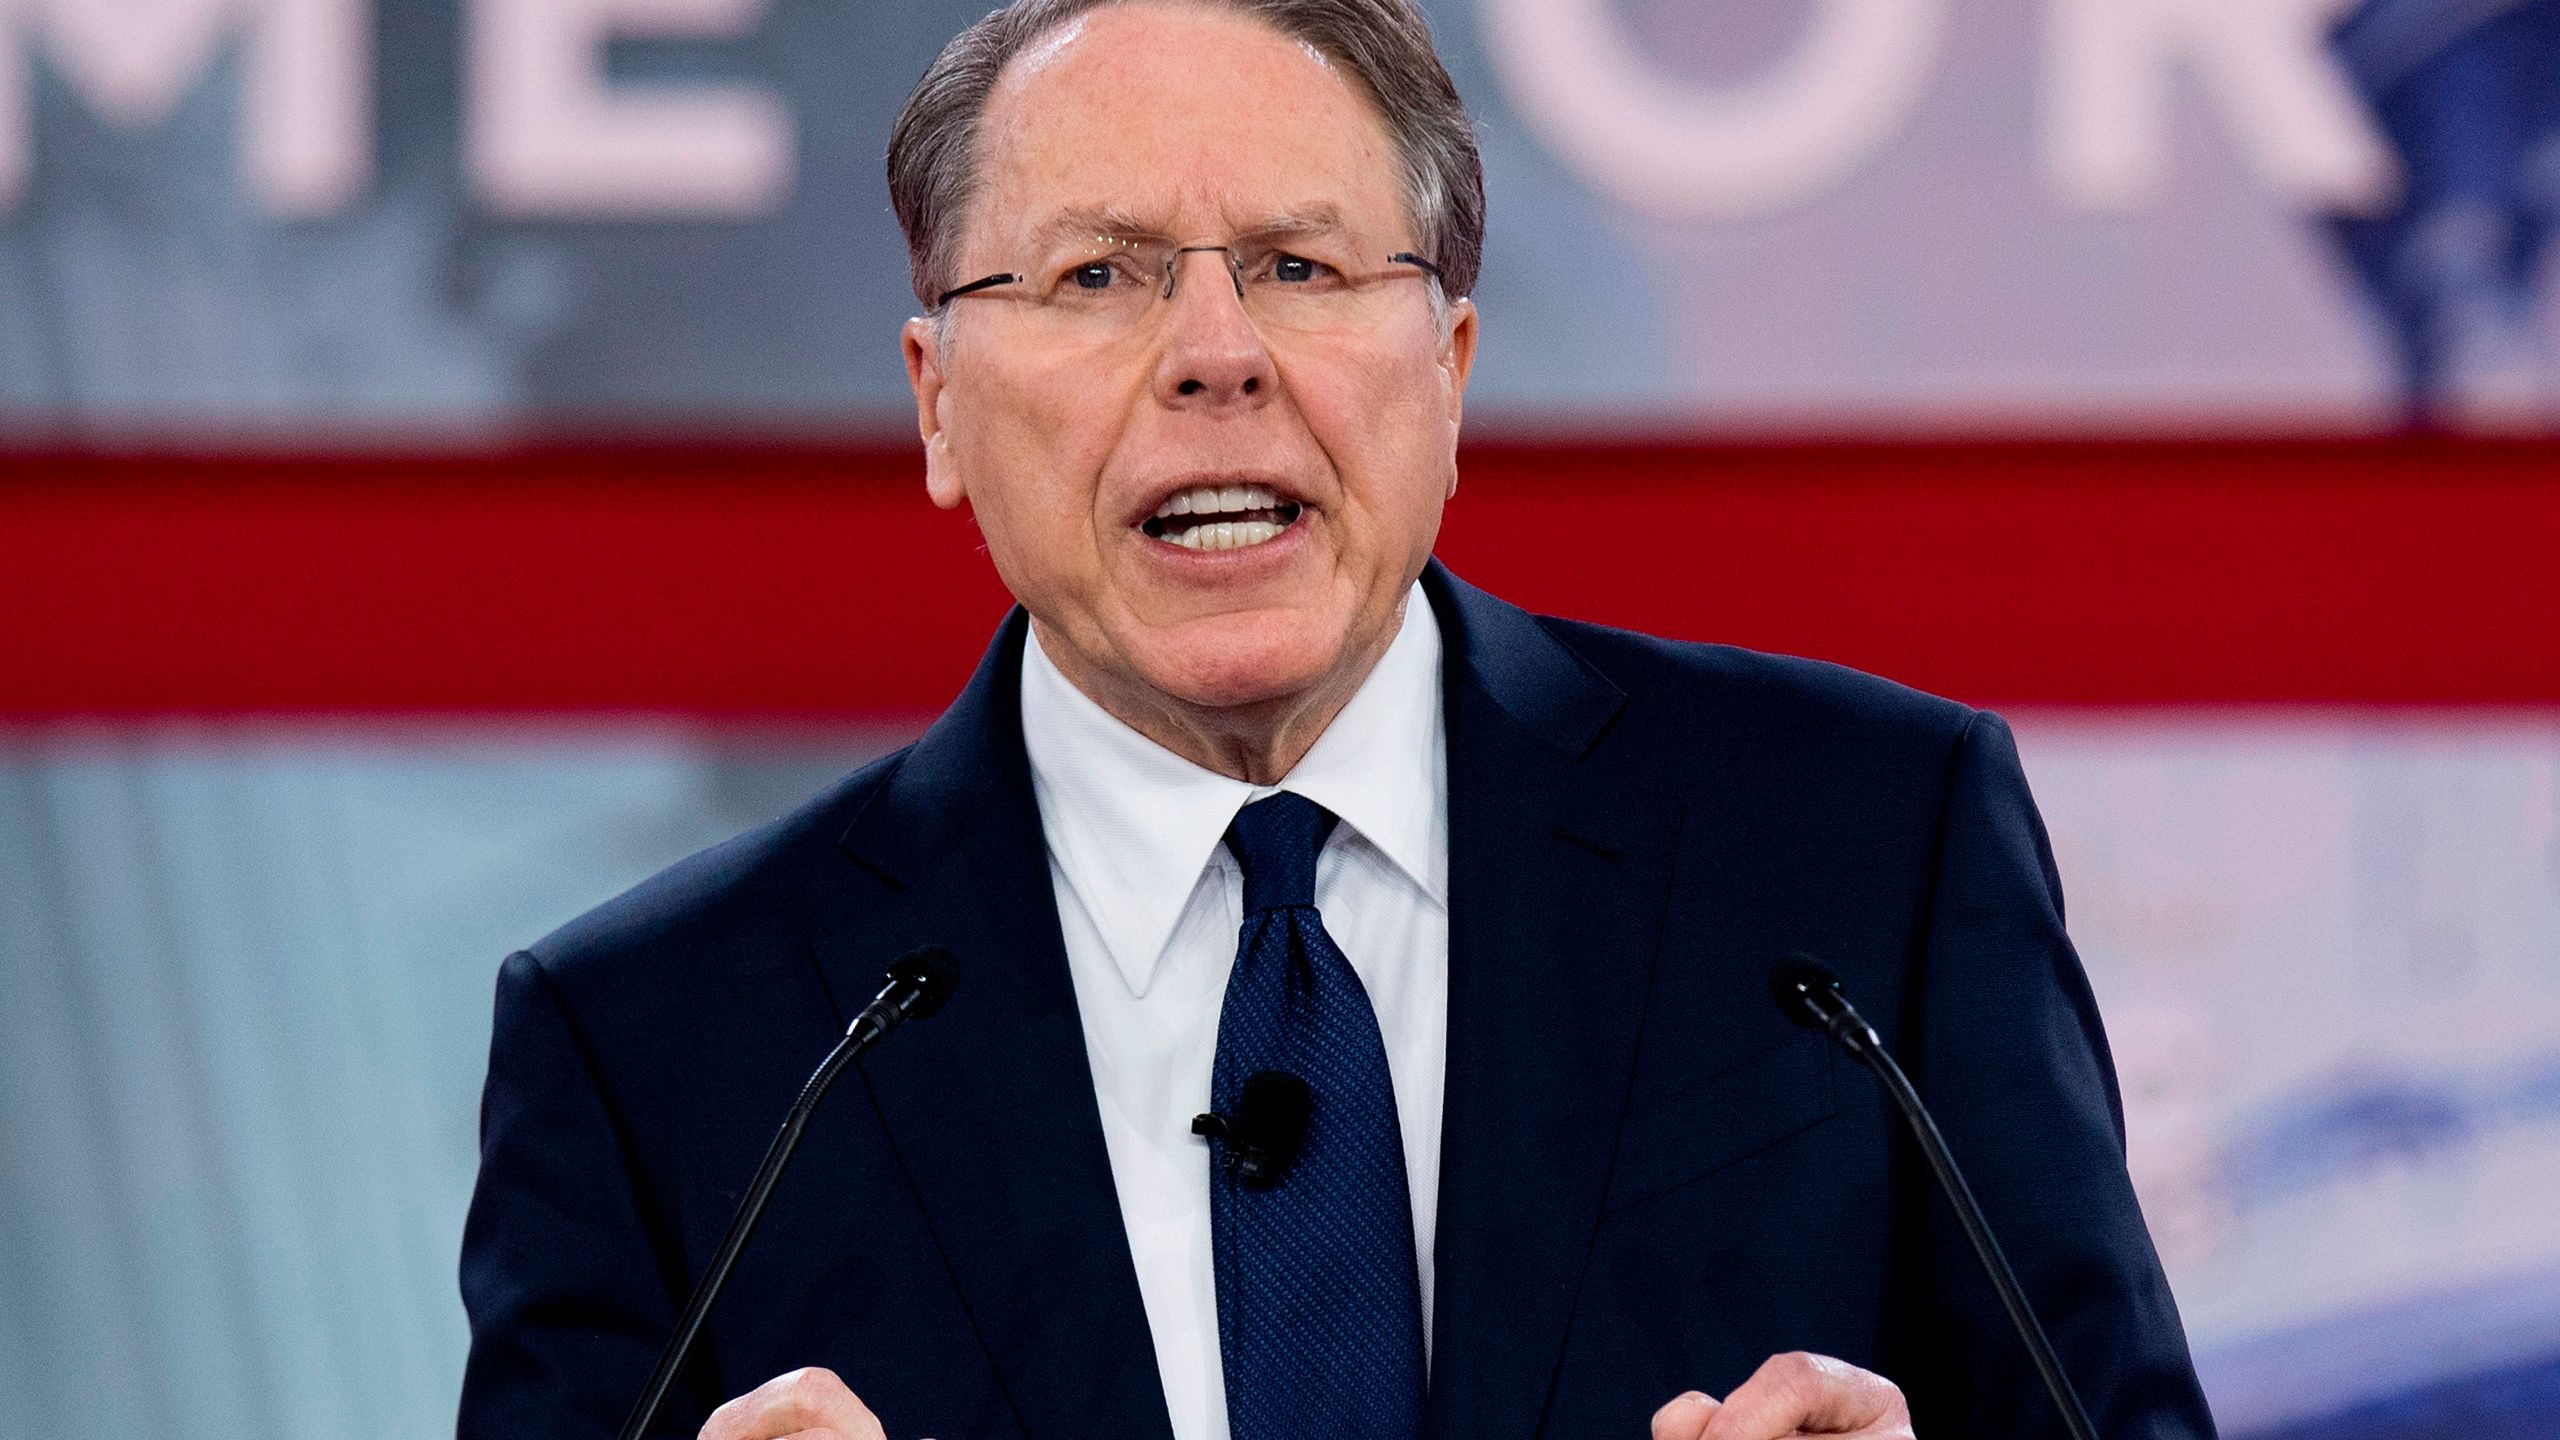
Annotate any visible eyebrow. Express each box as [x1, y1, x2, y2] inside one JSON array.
[[1026, 206, 1173, 251], [1236, 203, 1349, 241], [1022, 202, 1354, 252]]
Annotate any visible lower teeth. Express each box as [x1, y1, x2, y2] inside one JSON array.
[[1148, 504, 1300, 551], [1170, 518, 1285, 551]]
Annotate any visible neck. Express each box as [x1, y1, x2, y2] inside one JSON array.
[[1031, 607, 1405, 787]]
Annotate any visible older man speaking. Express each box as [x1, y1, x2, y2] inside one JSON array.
[[457, 3, 2217, 1439]]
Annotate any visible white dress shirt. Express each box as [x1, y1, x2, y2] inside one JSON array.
[[1020, 585, 1449, 1440]]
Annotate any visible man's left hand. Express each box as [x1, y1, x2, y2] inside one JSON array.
[[1650, 1352, 1915, 1440]]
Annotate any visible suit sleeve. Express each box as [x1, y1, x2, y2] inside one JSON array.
[[457, 950, 699, 1439], [1891, 711, 2218, 1440]]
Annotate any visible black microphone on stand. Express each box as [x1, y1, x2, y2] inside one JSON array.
[[1768, 955, 2101, 1440], [617, 945, 960, 1440]]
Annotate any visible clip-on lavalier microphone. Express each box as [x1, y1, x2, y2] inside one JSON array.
[[1193, 1068, 1313, 1190]]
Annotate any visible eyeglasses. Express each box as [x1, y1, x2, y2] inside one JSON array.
[[933, 238, 1445, 342]]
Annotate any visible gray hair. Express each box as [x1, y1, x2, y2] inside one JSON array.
[[887, 0, 1485, 311]]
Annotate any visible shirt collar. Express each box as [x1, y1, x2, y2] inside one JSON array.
[[1019, 583, 1447, 996]]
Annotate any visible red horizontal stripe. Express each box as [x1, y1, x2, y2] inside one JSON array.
[[2, 438, 2555, 715]]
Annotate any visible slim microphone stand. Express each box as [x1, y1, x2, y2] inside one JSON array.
[[618, 950, 955, 1440], [1773, 958, 2101, 1440]]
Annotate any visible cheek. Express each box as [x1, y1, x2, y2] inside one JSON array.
[[1287, 337, 1456, 520], [955, 356, 1108, 463], [946, 358, 1131, 559]]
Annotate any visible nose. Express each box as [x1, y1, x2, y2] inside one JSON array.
[[1151, 249, 1277, 410]]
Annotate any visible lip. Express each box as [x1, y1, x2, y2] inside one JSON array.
[[1122, 470, 1313, 531]]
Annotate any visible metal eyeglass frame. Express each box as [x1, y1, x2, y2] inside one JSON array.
[[933, 248, 1445, 310]]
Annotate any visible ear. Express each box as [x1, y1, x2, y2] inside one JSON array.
[[1438, 297, 1478, 498], [904, 316, 966, 510], [1438, 297, 1479, 431]]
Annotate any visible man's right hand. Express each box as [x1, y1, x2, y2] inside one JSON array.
[[698, 1367, 887, 1440]]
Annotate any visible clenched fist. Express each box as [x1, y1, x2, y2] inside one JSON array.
[[699, 1367, 887, 1440], [1650, 1352, 1915, 1440]]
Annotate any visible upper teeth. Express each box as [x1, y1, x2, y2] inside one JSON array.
[[1154, 483, 1280, 519]]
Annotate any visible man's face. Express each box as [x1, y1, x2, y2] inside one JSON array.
[[904, 2, 1477, 725]]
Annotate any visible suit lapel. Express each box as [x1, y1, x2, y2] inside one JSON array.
[[1421, 564, 1685, 1440], [816, 612, 1177, 1440]]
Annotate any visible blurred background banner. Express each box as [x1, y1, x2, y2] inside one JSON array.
[[1, 4, 2557, 1440], [0, 0, 2553, 433]]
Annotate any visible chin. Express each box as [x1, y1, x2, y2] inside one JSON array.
[[1128, 613, 1349, 714]]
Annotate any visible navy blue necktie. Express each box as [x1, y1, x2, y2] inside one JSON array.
[[1207, 792, 1426, 1440]]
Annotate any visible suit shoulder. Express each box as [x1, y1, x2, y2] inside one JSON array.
[[520, 746, 912, 990], [1534, 612, 1978, 752]]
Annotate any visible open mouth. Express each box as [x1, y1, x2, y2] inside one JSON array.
[[1139, 483, 1306, 552]]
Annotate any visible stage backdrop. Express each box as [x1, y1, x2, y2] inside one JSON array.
[[3, 4, 2559, 1440], [0, 0, 2554, 434]]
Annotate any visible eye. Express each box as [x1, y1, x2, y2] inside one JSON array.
[[1270, 253, 1332, 284], [1053, 252, 1149, 295]]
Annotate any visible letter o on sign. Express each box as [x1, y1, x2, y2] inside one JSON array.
[[1479, 0, 1953, 219]]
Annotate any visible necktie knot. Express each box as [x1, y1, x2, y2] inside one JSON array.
[[1225, 792, 1338, 914]]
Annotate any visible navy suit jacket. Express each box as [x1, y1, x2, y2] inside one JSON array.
[[459, 563, 2216, 1439]]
